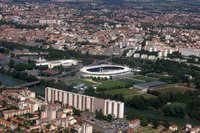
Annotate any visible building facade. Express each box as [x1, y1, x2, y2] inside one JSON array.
[[45, 87, 124, 118], [3, 108, 31, 119], [81, 123, 93, 133], [36, 59, 78, 68]]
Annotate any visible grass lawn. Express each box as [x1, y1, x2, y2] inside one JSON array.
[[105, 88, 156, 99], [158, 87, 191, 94], [96, 80, 128, 90], [119, 78, 144, 86], [67, 79, 96, 86], [105, 88, 138, 95], [146, 73, 169, 79], [133, 75, 158, 82]]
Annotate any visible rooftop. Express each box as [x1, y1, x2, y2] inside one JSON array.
[[134, 81, 168, 89]]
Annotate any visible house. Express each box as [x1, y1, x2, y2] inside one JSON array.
[[126, 128, 134, 133], [81, 123, 93, 133], [0, 118, 11, 127], [73, 124, 82, 133], [185, 123, 192, 131], [169, 125, 178, 132], [189, 126, 200, 133], [29, 125, 41, 132], [129, 119, 140, 129], [3, 108, 31, 119]]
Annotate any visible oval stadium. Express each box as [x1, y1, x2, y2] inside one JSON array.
[[80, 64, 133, 80]]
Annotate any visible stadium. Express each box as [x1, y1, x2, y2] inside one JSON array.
[[80, 64, 133, 79]]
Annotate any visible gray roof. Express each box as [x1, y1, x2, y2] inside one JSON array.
[[134, 81, 167, 88]]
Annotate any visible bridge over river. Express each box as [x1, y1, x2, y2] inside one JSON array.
[[15, 81, 40, 88]]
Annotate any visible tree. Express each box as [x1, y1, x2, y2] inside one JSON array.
[[40, 130, 44, 133], [16, 116, 23, 121], [30, 120, 36, 126], [106, 114, 113, 122], [7, 117, 11, 122], [46, 124, 51, 129], [141, 118, 148, 126], [14, 62, 36, 71], [112, 94, 124, 101], [127, 96, 148, 110], [162, 103, 186, 118], [24, 113, 34, 118], [53, 65, 66, 72], [73, 108, 81, 116], [152, 120, 160, 129], [64, 128, 70, 133], [9, 59, 15, 68], [147, 89, 161, 96], [95, 109, 106, 120], [162, 121, 170, 128]]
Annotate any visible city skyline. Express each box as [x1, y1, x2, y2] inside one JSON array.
[[0, 0, 200, 132]]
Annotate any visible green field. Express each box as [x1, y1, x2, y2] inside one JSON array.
[[105, 88, 156, 99], [132, 75, 158, 82], [68, 78, 190, 100], [105, 88, 138, 95], [67, 79, 96, 86], [146, 73, 169, 79], [119, 78, 144, 86], [158, 87, 191, 94], [97, 80, 128, 91], [104, 85, 190, 99]]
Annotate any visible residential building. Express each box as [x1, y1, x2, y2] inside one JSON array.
[[45, 87, 124, 118]]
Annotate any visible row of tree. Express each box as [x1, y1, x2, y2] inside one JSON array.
[[126, 90, 200, 120], [95, 109, 113, 122], [0, 68, 37, 82], [9, 59, 36, 71]]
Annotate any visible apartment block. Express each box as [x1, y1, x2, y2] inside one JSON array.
[[45, 87, 124, 118]]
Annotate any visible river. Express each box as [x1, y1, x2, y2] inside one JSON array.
[[0, 73, 45, 95]]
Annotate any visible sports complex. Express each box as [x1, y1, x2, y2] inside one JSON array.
[[80, 64, 133, 79]]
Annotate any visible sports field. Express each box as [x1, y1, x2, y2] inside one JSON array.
[[146, 73, 169, 79], [97, 80, 128, 91]]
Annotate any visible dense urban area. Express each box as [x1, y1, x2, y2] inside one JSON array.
[[0, 0, 200, 132]]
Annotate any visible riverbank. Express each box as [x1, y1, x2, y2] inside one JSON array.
[[0, 73, 45, 95]]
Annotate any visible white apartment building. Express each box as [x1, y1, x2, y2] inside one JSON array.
[[179, 48, 200, 57], [45, 87, 124, 118]]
